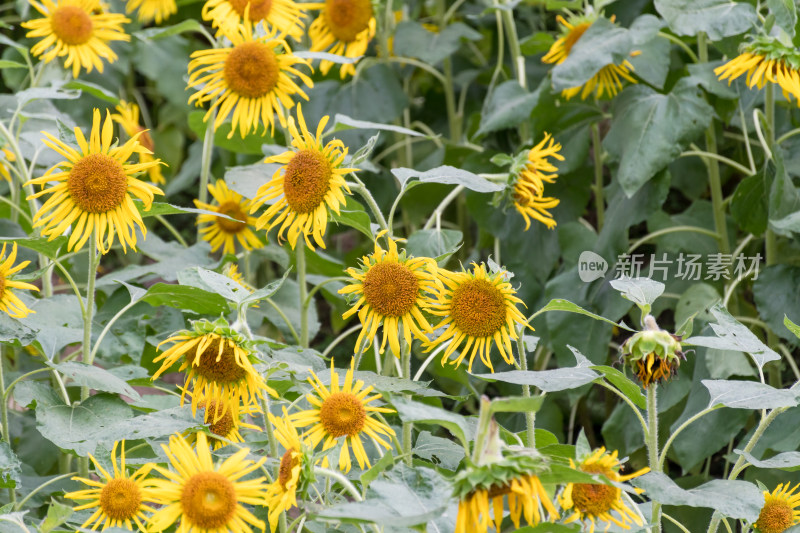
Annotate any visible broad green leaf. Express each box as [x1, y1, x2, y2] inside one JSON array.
[[0, 444, 20, 490], [393, 21, 481, 65], [767, 151, 800, 236], [405, 229, 462, 263], [15, 85, 81, 107], [609, 277, 665, 307], [225, 162, 280, 199], [737, 449, 800, 470], [591, 365, 647, 409], [731, 173, 769, 235], [0, 314, 37, 346], [360, 451, 394, 487], [332, 115, 424, 137], [391, 397, 471, 451], [178, 267, 253, 304], [39, 500, 72, 533], [413, 431, 465, 471], [36, 395, 132, 456], [188, 111, 276, 155], [0, 236, 68, 259], [768, 0, 797, 36], [294, 51, 361, 63], [391, 165, 503, 193], [529, 298, 634, 331], [140, 283, 230, 315], [17, 294, 85, 360], [473, 347, 599, 392], [134, 200, 241, 222], [313, 369, 450, 398], [488, 395, 544, 414], [63, 80, 119, 104], [785, 315, 800, 340], [329, 197, 373, 238], [50, 362, 141, 401], [240, 268, 292, 306], [477, 81, 541, 136], [94, 407, 202, 442], [134, 19, 205, 40], [520, 32, 556, 55], [754, 266, 800, 341], [703, 379, 798, 410], [705, 349, 756, 379], [654, 0, 758, 40], [0, 61, 25, 70], [675, 283, 719, 330]]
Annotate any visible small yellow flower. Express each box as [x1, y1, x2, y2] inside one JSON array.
[[0, 243, 39, 319], [125, 0, 176, 24], [307, 0, 376, 78], [0, 148, 15, 182], [755, 483, 800, 533], [194, 179, 262, 255], [512, 133, 563, 230], [265, 408, 308, 532], [202, 0, 308, 40], [185, 392, 261, 450], [111, 100, 165, 185]]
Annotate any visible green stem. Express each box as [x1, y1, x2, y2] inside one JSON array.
[[78, 232, 99, 478], [297, 243, 308, 348], [591, 122, 605, 231], [435, 0, 460, 142], [646, 385, 662, 532], [765, 82, 777, 269], [198, 109, 216, 212], [0, 348, 16, 506], [401, 341, 413, 465], [516, 328, 535, 448], [627, 225, 720, 254], [471, 396, 493, 464], [500, 3, 529, 143], [260, 396, 286, 533], [349, 180, 389, 233]]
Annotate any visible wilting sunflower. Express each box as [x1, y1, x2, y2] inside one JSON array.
[[755, 483, 800, 533], [148, 432, 268, 533], [559, 447, 649, 533], [194, 180, 262, 255], [251, 105, 356, 250], [308, 0, 377, 78], [152, 318, 276, 422], [292, 358, 395, 472], [185, 391, 261, 450], [187, 19, 312, 139], [22, 0, 130, 78], [125, 0, 176, 24], [715, 36, 800, 104], [1, 147, 15, 182], [510, 133, 563, 230], [111, 100, 165, 185], [425, 263, 529, 373], [64, 441, 158, 532], [202, 0, 307, 40], [620, 322, 685, 389], [26, 109, 163, 254], [542, 14, 637, 100], [340, 232, 438, 357], [0, 243, 39, 319]]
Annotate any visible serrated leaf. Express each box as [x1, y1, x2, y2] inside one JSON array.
[[530, 299, 634, 331], [473, 347, 599, 392], [50, 362, 141, 401], [140, 283, 230, 315], [703, 379, 798, 410], [391, 397, 471, 451], [737, 449, 800, 470], [609, 277, 665, 306], [333, 114, 424, 137], [391, 166, 503, 193], [477, 81, 541, 136], [654, 0, 758, 40]]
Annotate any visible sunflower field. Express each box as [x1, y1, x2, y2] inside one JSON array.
[[5, 0, 800, 531]]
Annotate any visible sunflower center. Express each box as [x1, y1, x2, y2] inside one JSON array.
[[278, 449, 299, 488], [200, 400, 235, 438], [449, 278, 507, 339], [191, 338, 248, 384], [362, 262, 419, 318], [181, 471, 237, 529], [99, 478, 142, 520], [563, 22, 590, 57], [758, 498, 794, 533], [282, 149, 332, 214], [570, 482, 618, 516], [324, 0, 373, 42], [228, 0, 272, 20], [216, 201, 248, 234], [319, 391, 366, 438], [67, 153, 128, 214], [223, 41, 279, 99], [50, 5, 93, 46]]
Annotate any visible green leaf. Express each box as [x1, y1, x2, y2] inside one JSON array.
[[529, 299, 634, 331], [737, 449, 800, 470], [754, 266, 800, 341], [488, 395, 544, 414], [705, 349, 756, 379], [178, 267, 254, 304], [785, 315, 800, 340], [15, 85, 81, 107], [0, 61, 25, 70], [609, 277, 665, 307], [413, 431, 465, 470], [592, 365, 647, 409], [240, 268, 292, 306], [703, 379, 798, 410], [391, 166, 503, 193], [0, 236, 68, 259], [134, 200, 241, 222], [188, 111, 276, 155], [333, 114, 424, 137], [50, 362, 141, 401], [134, 19, 205, 40], [675, 283, 720, 331], [94, 407, 202, 442], [63, 80, 120, 104], [0, 444, 21, 490], [36, 395, 132, 456], [0, 314, 37, 346], [140, 283, 230, 315], [329, 197, 373, 238], [391, 397, 471, 451], [360, 451, 394, 487], [225, 162, 280, 200], [768, 0, 797, 36], [393, 21, 481, 65], [520, 32, 556, 55], [730, 173, 769, 235], [654, 0, 758, 40], [39, 500, 72, 533], [477, 81, 541, 136], [473, 347, 599, 392], [17, 294, 84, 360], [405, 229, 462, 263], [766, 151, 800, 236]]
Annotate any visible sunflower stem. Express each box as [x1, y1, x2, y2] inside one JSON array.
[[471, 396, 493, 464], [435, 0, 461, 142], [260, 392, 283, 533], [297, 242, 309, 348], [0, 347, 16, 506], [591, 122, 605, 231], [78, 232, 99, 478], [349, 179, 389, 233], [198, 108, 216, 211], [401, 340, 413, 465], [646, 384, 661, 532], [500, 1, 530, 144], [516, 331, 536, 449]]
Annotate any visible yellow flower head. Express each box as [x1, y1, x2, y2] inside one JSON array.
[[187, 19, 313, 139], [148, 432, 269, 533], [194, 179, 262, 255], [111, 100, 165, 185], [511, 133, 563, 230], [308, 0, 376, 78], [559, 447, 650, 533], [425, 263, 529, 373], [22, 0, 130, 78], [26, 109, 164, 253], [184, 391, 262, 450], [291, 357, 395, 472], [755, 483, 800, 533], [125, 0, 176, 24], [202, 0, 308, 40], [0, 147, 15, 182], [715, 37, 800, 106], [265, 407, 310, 532], [0, 243, 39, 319], [64, 441, 158, 532], [251, 104, 356, 250]]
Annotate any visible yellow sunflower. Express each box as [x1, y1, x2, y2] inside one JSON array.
[[26, 109, 164, 254], [558, 447, 649, 533], [152, 319, 276, 423], [125, 0, 176, 24], [715, 38, 800, 105], [194, 179, 262, 255], [187, 18, 313, 139], [291, 357, 395, 472], [185, 392, 262, 450], [308, 0, 377, 78], [64, 441, 158, 532], [512, 133, 563, 230], [542, 15, 637, 100], [202, 0, 307, 40], [148, 432, 268, 533], [755, 483, 800, 533], [265, 408, 308, 532], [224, 263, 254, 292], [111, 100, 165, 185], [424, 263, 529, 373], [0, 243, 39, 319], [339, 232, 439, 357], [251, 104, 356, 250], [22, 0, 130, 78], [1, 147, 15, 182]]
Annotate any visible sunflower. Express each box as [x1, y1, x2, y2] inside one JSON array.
[[148, 432, 268, 533], [187, 19, 312, 139], [0, 147, 15, 182], [202, 0, 307, 40], [542, 14, 637, 100], [26, 109, 164, 254], [64, 441, 158, 532], [194, 180, 262, 255], [0, 243, 39, 319], [715, 36, 800, 105], [265, 408, 309, 532], [755, 483, 800, 533], [186, 392, 262, 450], [251, 104, 356, 250], [125, 0, 176, 24], [291, 357, 395, 472], [152, 319, 276, 423], [111, 100, 165, 185], [558, 447, 649, 533], [339, 232, 438, 357], [511, 133, 563, 230], [424, 263, 529, 373], [308, 0, 377, 78], [620, 326, 685, 389], [22, 0, 130, 78]]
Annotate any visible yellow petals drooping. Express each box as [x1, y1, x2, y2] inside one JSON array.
[[265, 408, 307, 532], [194, 180, 262, 254], [0, 148, 16, 182], [308, 0, 376, 78], [0, 243, 39, 319], [125, 0, 176, 24], [22, 0, 130, 78], [512, 133, 563, 230], [716, 52, 800, 105], [755, 483, 800, 533], [203, 0, 308, 40], [111, 100, 165, 185]]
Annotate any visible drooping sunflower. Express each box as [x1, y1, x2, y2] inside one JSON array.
[[339, 232, 439, 357], [185, 392, 262, 450], [26, 109, 164, 254], [0, 243, 39, 319], [265, 408, 312, 532], [511, 133, 563, 230], [194, 179, 262, 255], [291, 358, 395, 472], [558, 447, 650, 533], [152, 318, 276, 423], [715, 36, 800, 105], [1, 147, 16, 182], [755, 483, 800, 533], [187, 19, 313, 139], [308, 0, 377, 78], [125, 0, 176, 24], [64, 441, 158, 532], [251, 104, 356, 250], [111, 100, 165, 185], [22, 0, 130, 78], [148, 432, 268, 533], [620, 320, 685, 389], [542, 14, 637, 100], [202, 0, 307, 40], [425, 263, 529, 373]]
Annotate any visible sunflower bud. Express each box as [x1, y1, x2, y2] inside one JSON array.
[[620, 316, 684, 388]]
